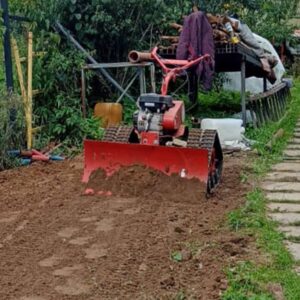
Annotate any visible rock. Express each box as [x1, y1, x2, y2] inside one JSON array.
[[267, 283, 284, 300], [180, 249, 192, 261], [174, 226, 185, 234], [168, 215, 178, 222], [219, 279, 228, 290], [138, 263, 147, 272], [160, 276, 175, 289], [198, 262, 203, 270]]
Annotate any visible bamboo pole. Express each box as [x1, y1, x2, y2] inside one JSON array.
[[27, 32, 33, 150], [11, 37, 27, 105]]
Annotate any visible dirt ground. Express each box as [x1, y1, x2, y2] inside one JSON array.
[[0, 153, 252, 300]]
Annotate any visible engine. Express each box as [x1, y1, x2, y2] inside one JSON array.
[[133, 93, 185, 134]]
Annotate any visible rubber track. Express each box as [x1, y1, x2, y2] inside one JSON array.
[[103, 126, 222, 193], [103, 126, 133, 143], [187, 128, 223, 193]]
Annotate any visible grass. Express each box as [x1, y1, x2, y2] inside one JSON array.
[[222, 80, 300, 299]]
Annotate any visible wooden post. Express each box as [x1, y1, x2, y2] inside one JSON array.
[[11, 38, 27, 104], [27, 32, 33, 150]]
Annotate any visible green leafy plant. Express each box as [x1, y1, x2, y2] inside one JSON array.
[[0, 92, 25, 170], [171, 251, 183, 262]]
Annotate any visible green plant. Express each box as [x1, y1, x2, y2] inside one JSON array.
[[5, 0, 298, 152], [171, 251, 183, 262], [0, 92, 25, 170], [122, 98, 137, 125], [185, 89, 242, 119], [175, 290, 187, 300]]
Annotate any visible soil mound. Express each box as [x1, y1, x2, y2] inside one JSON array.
[[86, 165, 207, 202]]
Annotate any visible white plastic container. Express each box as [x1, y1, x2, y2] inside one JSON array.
[[201, 118, 245, 144]]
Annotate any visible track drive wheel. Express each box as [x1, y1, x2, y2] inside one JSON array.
[[103, 125, 138, 143], [187, 128, 223, 194]]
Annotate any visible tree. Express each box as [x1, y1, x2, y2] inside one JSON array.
[[4, 0, 299, 146]]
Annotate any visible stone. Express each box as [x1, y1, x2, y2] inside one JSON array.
[[138, 263, 148, 272], [180, 249, 192, 261], [265, 172, 300, 182], [267, 283, 284, 300], [285, 242, 300, 261], [265, 192, 300, 202], [268, 203, 300, 212], [290, 138, 300, 144], [286, 145, 300, 150], [272, 163, 300, 172], [160, 276, 175, 289], [284, 150, 300, 158], [295, 266, 300, 274], [262, 182, 300, 192], [278, 226, 300, 237], [269, 213, 300, 225]]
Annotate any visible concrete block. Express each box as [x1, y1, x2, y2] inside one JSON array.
[[285, 242, 300, 261], [272, 163, 300, 172], [269, 213, 300, 225], [279, 226, 300, 237], [268, 203, 300, 212], [265, 172, 300, 182], [265, 193, 300, 202], [262, 182, 300, 192], [284, 150, 300, 158]]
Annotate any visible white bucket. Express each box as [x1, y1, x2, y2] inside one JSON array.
[[201, 118, 245, 144]]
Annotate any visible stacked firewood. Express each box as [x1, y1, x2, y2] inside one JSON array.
[[159, 14, 238, 52]]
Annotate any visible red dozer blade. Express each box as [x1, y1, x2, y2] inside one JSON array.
[[83, 140, 210, 189]]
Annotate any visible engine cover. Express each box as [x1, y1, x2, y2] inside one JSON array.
[[162, 101, 185, 131], [138, 93, 173, 112]]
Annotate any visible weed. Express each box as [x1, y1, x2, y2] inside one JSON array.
[[175, 290, 188, 300], [183, 241, 203, 256], [171, 251, 183, 262], [240, 171, 249, 184]]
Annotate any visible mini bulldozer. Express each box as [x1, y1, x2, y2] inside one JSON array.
[[83, 47, 223, 194]]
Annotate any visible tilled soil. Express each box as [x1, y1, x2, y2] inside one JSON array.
[[0, 154, 251, 300]]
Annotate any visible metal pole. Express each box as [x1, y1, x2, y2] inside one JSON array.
[[55, 22, 134, 102], [139, 67, 146, 95], [116, 72, 139, 103], [150, 63, 156, 93], [241, 57, 246, 126], [263, 77, 267, 92], [1, 0, 14, 91]]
